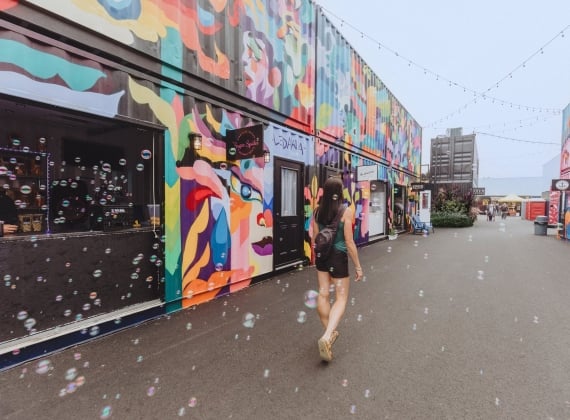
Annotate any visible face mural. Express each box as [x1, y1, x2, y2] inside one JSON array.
[[242, 31, 281, 108], [173, 106, 273, 308]]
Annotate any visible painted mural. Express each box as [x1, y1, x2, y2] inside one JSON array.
[[0, 0, 421, 317], [0, 30, 125, 119], [315, 10, 421, 178], [25, 0, 316, 131]]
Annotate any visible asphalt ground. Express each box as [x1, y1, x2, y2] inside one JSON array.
[[1, 216, 570, 420]]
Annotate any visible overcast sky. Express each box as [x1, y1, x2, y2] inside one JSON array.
[[317, 0, 570, 179]]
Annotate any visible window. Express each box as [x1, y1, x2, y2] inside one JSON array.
[[281, 167, 297, 217], [0, 98, 162, 235]]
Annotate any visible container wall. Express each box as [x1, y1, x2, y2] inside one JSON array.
[[315, 9, 421, 178], [315, 11, 388, 155], [526, 200, 546, 221], [0, 0, 424, 357], [17, 0, 316, 131], [0, 230, 160, 342]]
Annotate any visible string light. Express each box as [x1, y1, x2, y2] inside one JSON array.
[[426, 22, 570, 126], [319, 4, 567, 125], [475, 131, 559, 145], [433, 114, 556, 135]]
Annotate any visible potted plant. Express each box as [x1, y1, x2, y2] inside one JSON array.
[[388, 227, 398, 240]]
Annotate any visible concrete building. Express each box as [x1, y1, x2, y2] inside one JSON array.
[[430, 128, 479, 190]]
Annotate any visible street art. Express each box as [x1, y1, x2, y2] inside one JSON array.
[[0, 0, 16, 11], [0, 35, 124, 118], [314, 11, 420, 178], [241, 0, 315, 130], [127, 76, 273, 307], [26, 0, 315, 129], [0, 0, 420, 313]]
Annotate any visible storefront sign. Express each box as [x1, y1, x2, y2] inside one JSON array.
[[411, 182, 427, 191], [226, 124, 264, 160], [472, 187, 485, 195], [356, 164, 378, 181], [551, 178, 570, 191]]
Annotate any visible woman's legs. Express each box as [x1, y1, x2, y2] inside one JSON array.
[[317, 273, 350, 342], [316, 270, 332, 329]]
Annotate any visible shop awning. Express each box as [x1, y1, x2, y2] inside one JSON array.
[[497, 194, 524, 202]]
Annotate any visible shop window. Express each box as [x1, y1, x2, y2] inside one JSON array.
[[0, 99, 162, 236], [51, 134, 160, 233], [0, 144, 48, 233]]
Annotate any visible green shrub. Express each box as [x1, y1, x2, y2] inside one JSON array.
[[431, 211, 474, 227]]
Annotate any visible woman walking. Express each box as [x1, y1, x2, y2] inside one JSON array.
[[312, 177, 363, 362]]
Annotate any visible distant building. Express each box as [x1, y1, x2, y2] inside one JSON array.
[[430, 128, 479, 189], [478, 177, 544, 197], [478, 154, 560, 198]]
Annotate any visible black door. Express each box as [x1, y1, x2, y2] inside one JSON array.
[[274, 158, 304, 269]]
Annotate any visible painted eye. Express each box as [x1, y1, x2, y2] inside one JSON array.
[[230, 175, 262, 202], [241, 184, 252, 199]]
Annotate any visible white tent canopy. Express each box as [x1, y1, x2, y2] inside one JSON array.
[[497, 194, 524, 202]]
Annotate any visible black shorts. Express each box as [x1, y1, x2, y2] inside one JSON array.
[[316, 247, 349, 278]]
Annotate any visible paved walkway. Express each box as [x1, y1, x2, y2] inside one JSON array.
[[1, 216, 570, 419]]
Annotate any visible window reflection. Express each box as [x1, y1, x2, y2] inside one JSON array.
[[0, 99, 162, 236]]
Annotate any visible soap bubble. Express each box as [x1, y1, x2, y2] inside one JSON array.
[[303, 290, 318, 308], [242, 312, 255, 328]]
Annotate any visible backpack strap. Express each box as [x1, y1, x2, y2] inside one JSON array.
[[330, 206, 346, 228]]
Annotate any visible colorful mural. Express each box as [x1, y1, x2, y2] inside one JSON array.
[[0, 0, 421, 318], [0, 30, 125, 118], [315, 10, 421, 176], [241, 0, 315, 129], [25, 0, 316, 131]]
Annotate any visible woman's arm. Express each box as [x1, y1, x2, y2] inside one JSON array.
[[342, 207, 363, 281], [311, 208, 319, 249]]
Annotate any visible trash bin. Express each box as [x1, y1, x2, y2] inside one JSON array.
[[534, 215, 548, 236]]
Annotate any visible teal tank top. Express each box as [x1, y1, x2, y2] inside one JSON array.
[[317, 220, 347, 252]]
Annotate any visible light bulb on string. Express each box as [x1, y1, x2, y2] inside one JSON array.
[[322, 3, 567, 127]]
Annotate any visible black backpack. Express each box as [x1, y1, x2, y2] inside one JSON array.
[[314, 207, 345, 262]]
